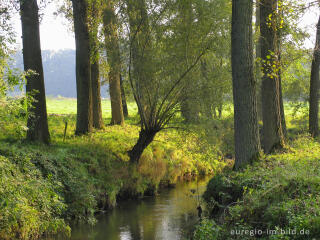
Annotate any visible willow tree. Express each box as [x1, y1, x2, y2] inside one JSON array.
[[120, 76, 129, 118], [260, 0, 286, 153], [125, 0, 221, 163], [71, 0, 93, 135], [103, 0, 124, 125], [231, 0, 261, 169], [309, 15, 320, 137], [20, 0, 50, 144]]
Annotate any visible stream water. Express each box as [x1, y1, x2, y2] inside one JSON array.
[[55, 177, 210, 240]]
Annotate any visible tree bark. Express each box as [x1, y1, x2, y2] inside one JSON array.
[[276, 9, 287, 138], [260, 0, 285, 153], [278, 61, 287, 138], [128, 129, 157, 163], [90, 2, 104, 129], [72, 0, 93, 135], [20, 0, 50, 144], [103, 1, 124, 126], [231, 0, 261, 169], [309, 16, 320, 137], [91, 57, 104, 129], [255, 0, 263, 121], [120, 75, 129, 118]]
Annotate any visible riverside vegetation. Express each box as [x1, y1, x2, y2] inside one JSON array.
[[193, 107, 320, 240], [1, 98, 319, 240], [2, 0, 320, 239], [0, 98, 228, 239]]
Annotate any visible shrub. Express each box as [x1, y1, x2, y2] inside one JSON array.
[[0, 154, 70, 240], [193, 219, 220, 240]]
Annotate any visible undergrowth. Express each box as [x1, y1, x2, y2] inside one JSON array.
[[195, 134, 320, 240]]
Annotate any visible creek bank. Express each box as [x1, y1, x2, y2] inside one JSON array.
[[193, 136, 320, 240], [0, 122, 227, 240], [64, 177, 211, 240]]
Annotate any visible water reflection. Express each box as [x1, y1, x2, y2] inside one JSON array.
[[63, 178, 209, 240]]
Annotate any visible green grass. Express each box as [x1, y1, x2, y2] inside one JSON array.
[[46, 97, 138, 117]]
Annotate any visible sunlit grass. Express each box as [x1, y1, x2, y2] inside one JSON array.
[[46, 97, 138, 118]]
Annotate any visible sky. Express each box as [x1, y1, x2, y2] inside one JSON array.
[[13, 1, 75, 51], [298, 0, 319, 49], [11, 0, 319, 51]]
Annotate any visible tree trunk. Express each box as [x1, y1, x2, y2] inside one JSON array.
[[72, 0, 93, 135], [90, 2, 104, 129], [255, 0, 263, 121], [260, 0, 285, 153], [128, 129, 157, 163], [309, 16, 320, 137], [231, 0, 261, 169], [20, 0, 50, 144], [120, 75, 129, 118], [91, 58, 104, 129], [181, 100, 200, 123], [276, 11, 287, 138], [218, 104, 222, 118], [200, 60, 213, 119], [278, 63, 287, 138], [103, 1, 124, 126]]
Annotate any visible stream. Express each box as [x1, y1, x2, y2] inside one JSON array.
[[54, 177, 210, 240]]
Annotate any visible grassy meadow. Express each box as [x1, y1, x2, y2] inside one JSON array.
[[46, 97, 138, 116]]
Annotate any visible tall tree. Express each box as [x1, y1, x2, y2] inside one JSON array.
[[71, 0, 93, 135], [90, 0, 104, 129], [126, 0, 154, 162], [125, 0, 214, 163], [103, 0, 124, 125], [255, 0, 263, 121], [309, 15, 320, 137], [260, 0, 285, 153], [126, 0, 154, 119], [20, 0, 50, 144], [179, 0, 200, 123], [276, 4, 287, 139], [120, 75, 129, 118], [231, 0, 261, 169]]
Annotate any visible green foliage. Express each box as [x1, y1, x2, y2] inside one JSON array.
[[193, 219, 220, 240], [0, 97, 28, 139], [201, 135, 320, 239], [0, 69, 36, 140], [0, 150, 70, 240], [282, 49, 311, 103]]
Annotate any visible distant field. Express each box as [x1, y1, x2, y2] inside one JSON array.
[[46, 98, 138, 118], [46, 98, 309, 130]]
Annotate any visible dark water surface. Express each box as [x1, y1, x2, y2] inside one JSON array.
[[54, 178, 210, 240]]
